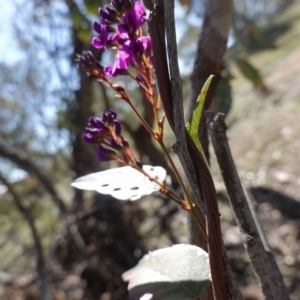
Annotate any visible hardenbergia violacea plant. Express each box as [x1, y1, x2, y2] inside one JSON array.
[[71, 1, 228, 299]]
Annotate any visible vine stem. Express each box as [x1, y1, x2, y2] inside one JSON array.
[[158, 139, 206, 237], [125, 98, 155, 137]]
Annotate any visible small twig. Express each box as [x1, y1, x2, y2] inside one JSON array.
[[0, 174, 52, 300], [206, 111, 290, 300], [0, 137, 66, 213]]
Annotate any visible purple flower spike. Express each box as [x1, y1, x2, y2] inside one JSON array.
[[89, 0, 151, 78], [83, 109, 136, 163], [83, 109, 135, 164]]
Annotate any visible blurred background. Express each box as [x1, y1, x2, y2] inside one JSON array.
[[0, 0, 300, 299]]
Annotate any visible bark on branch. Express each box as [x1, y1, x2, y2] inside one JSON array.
[[206, 111, 290, 300], [144, 1, 243, 299]]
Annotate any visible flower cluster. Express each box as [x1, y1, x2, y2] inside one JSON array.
[[84, 110, 139, 165], [92, 0, 151, 77]]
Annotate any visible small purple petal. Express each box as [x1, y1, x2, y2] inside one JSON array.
[[83, 133, 95, 143], [123, 1, 146, 32], [92, 37, 105, 49], [139, 36, 151, 55], [108, 109, 117, 119], [106, 6, 118, 18], [110, 139, 123, 150], [134, 1, 146, 21], [104, 48, 133, 77], [89, 117, 107, 131], [97, 145, 117, 161], [100, 8, 119, 25], [104, 66, 128, 77], [83, 128, 99, 143], [93, 21, 102, 34], [103, 111, 114, 124], [113, 119, 121, 136], [92, 24, 109, 50], [117, 24, 130, 40]]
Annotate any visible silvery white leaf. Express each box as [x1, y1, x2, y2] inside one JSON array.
[[71, 165, 167, 201]]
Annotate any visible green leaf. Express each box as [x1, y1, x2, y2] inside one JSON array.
[[122, 244, 211, 300], [185, 75, 214, 164], [235, 58, 270, 94]]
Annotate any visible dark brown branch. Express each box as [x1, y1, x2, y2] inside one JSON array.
[[0, 174, 52, 300], [206, 111, 290, 300], [146, 2, 241, 299]]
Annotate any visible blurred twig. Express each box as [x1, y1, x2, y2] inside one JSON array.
[[206, 111, 290, 300], [0, 137, 87, 256], [0, 174, 52, 300], [0, 137, 66, 213]]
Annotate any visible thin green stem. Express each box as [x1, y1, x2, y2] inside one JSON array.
[[134, 166, 183, 206], [153, 104, 160, 133], [159, 140, 206, 239]]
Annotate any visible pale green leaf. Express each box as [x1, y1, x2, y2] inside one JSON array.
[[122, 244, 211, 300], [185, 75, 214, 164]]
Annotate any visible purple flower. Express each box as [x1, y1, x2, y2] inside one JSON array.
[[123, 1, 146, 33], [83, 110, 131, 162], [92, 24, 111, 49], [90, 1, 150, 78], [139, 36, 151, 56], [104, 48, 134, 77]]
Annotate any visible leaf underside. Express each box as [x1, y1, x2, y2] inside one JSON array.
[[123, 244, 211, 300]]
